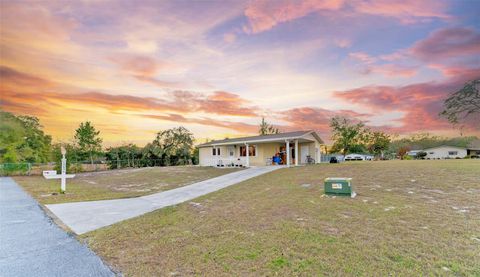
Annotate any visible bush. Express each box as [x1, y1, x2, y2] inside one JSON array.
[[0, 163, 30, 176]]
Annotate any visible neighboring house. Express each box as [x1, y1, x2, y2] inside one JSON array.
[[467, 139, 480, 158], [344, 153, 374, 161], [197, 130, 324, 167], [423, 145, 467, 159]]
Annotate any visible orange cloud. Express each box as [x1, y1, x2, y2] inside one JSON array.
[[108, 54, 186, 88], [1, 66, 258, 118], [0, 66, 52, 90], [141, 114, 259, 133]]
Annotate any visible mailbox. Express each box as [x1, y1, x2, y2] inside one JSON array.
[[324, 177, 356, 198], [42, 170, 57, 177]]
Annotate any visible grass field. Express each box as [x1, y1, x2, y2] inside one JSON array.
[[81, 160, 480, 276], [14, 166, 240, 204]]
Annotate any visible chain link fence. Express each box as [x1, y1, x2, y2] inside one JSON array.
[[0, 159, 194, 176]]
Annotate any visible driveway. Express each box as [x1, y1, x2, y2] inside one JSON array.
[[0, 177, 114, 277], [47, 166, 283, 234]]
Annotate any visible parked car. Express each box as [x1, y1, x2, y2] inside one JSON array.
[[344, 154, 364, 161], [329, 157, 338, 163]]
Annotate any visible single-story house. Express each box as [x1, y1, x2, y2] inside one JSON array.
[[467, 140, 480, 158], [197, 130, 324, 167], [423, 145, 467, 159]]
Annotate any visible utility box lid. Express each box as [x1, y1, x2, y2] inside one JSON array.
[[324, 177, 356, 198]]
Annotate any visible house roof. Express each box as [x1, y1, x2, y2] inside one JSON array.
[[467, 139, 480, 150], [197, 130, 323, 147], [423, 145, 467, 151]]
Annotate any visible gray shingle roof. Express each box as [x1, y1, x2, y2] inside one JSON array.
[[197, 130, 323, 147], [467, 139, 480, 150]]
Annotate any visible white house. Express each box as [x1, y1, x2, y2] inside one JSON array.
[[197, 130, 324, 167], [423, 145, 467, 159]]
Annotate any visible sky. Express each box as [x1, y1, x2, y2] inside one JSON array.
[[1, 0, 479, 146]]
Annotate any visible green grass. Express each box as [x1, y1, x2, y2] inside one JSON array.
[[79, 160, 479, 276], [14, 166, 240, 204]]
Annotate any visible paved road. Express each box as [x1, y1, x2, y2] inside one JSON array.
[[0, 177, 114, 277], [47, 166, 283, 234]]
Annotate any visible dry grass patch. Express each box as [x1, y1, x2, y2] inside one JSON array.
[[83, 160, 480, 276], [14, 166, 240, 204]]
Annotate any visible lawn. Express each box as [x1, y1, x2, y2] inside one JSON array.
[[81, 160, 480, 276], [14, 166, 240, 204]]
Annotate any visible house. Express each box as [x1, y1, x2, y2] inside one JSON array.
[[423, 145, 467, 159], [467, 139, 480, 158], [197, 130, 324, 167]]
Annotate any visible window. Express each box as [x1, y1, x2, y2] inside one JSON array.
[[240, 145, 256, 157], [448, 151, 457, 155], [212, 148, 221, 156], [228, 147, 234, 157], [429, 152, 434, 154]]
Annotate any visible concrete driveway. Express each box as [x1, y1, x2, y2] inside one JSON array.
[[0, 177, 114, 277], [47, 166, 283, 235]]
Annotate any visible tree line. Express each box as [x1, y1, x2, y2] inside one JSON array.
[[0, 111, 197, 172], [1, 78, 478, 167]]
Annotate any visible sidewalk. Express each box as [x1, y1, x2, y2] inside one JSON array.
[[0, 177, 114, 277], [47, 166, 283, 234]]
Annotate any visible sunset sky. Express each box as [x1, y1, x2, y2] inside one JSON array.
[[1, 0, 479, 146]]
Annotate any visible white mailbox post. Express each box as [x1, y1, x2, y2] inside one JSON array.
[[42, 146, 75, 193]]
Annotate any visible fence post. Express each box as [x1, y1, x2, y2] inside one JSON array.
[[27, 163, 31, 176]]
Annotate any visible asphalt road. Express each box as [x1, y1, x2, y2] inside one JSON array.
[[0, 177, 114, 277]]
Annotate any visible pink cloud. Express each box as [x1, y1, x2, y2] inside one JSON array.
[[242, 0, 451, 34], [410, 27, 480, 61], [279, 107, 371, 136], [352, 0, 450, 24], [334, 70, 480, 133], [243, 0, 344, 34], [348, 52, 418, 77]]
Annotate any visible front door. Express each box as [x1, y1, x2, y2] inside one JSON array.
[[301, 145, 309, 164]]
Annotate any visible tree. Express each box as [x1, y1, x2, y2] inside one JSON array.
[[366, 131, 391, 159], [105, 143, 142, 169], [148, 127, 195, 166], [259, 117, 279, 135], [52, 143, 80, 173], [329, 116, 368, 156], [440, 79, 480, 128], [397, 146, 411, 160], [0, 111, 52, 163], [74, 121, 102, 165]]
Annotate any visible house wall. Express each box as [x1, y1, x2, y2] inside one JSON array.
[[199, 139, 323, 166], [424, 146, 467, 159]]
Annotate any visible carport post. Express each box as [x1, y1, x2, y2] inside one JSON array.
[[294, 139, 298, 166], [286, 140, 290, 167], [245, 143, 250, 167]]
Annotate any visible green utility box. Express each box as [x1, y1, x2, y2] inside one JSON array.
[[324, 177, 356, 198]]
